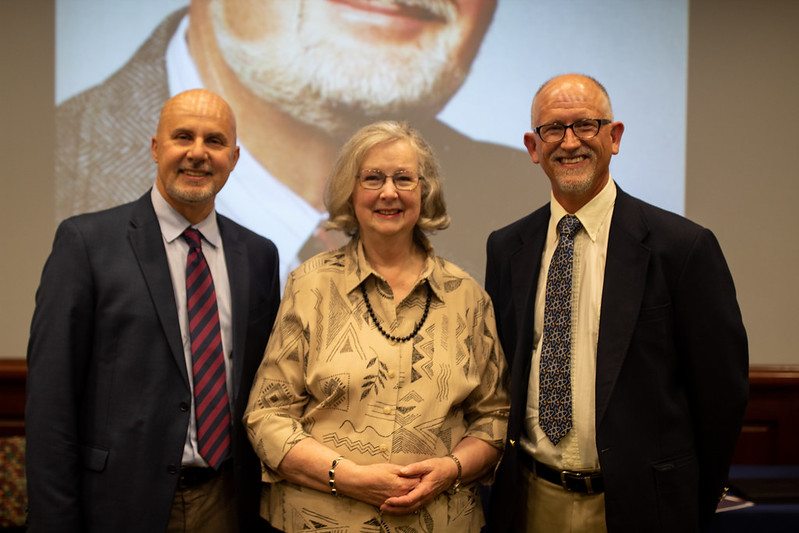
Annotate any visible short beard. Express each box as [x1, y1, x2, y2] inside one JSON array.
[[210, 0, 470, 136], [165, 180, 218, 206], [550, 156, 600, 196]]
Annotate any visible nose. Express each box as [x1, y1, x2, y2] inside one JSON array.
[[379, 178, 400, 198], [186, 139, 207, 161], [560, 127, 582, 150]]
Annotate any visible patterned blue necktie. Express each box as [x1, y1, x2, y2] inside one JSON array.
[[539, 214, 582, 445]]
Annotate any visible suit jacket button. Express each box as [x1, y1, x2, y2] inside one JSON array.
[[179, 402, 189, 412], [168, 464, 178, 475]]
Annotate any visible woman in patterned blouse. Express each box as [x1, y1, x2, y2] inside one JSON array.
[[244, 121, 510, 533]]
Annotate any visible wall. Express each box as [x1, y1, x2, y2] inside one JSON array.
[[1, 0, 798, 366], [0, 1, 55, 359], [685, 0, 799, 365]]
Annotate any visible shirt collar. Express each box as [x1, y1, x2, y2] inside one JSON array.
[[150, 186, 221, 248], [550, 177, 617, 243], [342, 238, 444, 302]]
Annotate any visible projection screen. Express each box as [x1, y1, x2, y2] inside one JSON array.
[[56, 0, 687, 285]]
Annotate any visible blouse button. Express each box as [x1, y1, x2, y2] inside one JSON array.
[[383, 406, 392, 415], [388, 370, 396, 379], [380, 444, 388, 452]]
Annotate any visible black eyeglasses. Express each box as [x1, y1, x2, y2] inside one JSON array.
[[356, 169, 423, 191], [533, 118, 611, 143]]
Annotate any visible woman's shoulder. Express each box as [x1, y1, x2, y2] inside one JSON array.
[[430, 254, 487, 297], [286, 246, 351, 288]]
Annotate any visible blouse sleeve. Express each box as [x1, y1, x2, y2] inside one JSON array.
[[461, 290, 510, 450], [244, 273, 313, 482]]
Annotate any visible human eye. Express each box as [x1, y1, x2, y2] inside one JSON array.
[[540, 123, 564, 141], [361, 171, 384, 187], [574, 119, 598, 136], [393, 173, 415, 189]]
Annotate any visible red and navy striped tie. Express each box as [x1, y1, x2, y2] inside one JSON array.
[[183, 228, 230, 469]]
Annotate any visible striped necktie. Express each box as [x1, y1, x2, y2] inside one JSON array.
[[539, 215, 582, 445], [183, 228, 230, 469]]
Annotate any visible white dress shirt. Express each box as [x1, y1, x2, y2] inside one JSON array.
[[521, 178, 617, 471]]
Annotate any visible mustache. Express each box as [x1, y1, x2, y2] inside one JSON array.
[[551, 149, 593, 159], [332, 0, 457, 23]]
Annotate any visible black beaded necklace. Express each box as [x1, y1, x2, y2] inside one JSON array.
[[360, 282, 431, 343]]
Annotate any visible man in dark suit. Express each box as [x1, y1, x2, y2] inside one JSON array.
[[485, 74, 748, 532], [56, 3, 544, 284], [26, 89, 281, 532]]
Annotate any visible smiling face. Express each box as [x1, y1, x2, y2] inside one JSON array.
[[524, 75, 624, 213], [151, 89, 240, 223], [207, 0, 496, 133], [352, 139, 422, 246]]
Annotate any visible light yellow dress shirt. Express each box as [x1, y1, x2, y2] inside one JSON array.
[[245, 238, 509, 533], [521, 178, 616, 472]]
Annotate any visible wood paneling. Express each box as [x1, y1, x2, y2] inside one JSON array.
[[0, 359, 26, 437], [2, 361, 798, 463], [733, 365, 799, 465]]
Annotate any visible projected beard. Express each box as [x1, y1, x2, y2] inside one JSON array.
[[209, 0, 474, 135]]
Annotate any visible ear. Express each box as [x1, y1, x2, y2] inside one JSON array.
[[609, 122, 624, 155], [151, 136, 159, 163], [523, 132, 540, 164], [231, 146, 241, 170]]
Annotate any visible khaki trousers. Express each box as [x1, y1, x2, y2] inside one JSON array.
[[519, 457, 608, 533], [167, 462, 238, 533]]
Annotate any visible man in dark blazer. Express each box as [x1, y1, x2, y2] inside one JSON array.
[[485, 74, 748, 532], [26, 89, 281, 532]]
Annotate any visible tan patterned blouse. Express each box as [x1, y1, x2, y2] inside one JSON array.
[[244, 239, 509, 533]]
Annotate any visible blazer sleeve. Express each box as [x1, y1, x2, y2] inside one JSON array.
[[26, 219, 96, 531], [673, 227, 748, 517]]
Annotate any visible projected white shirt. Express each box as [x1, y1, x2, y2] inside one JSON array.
[[165, 15, 326, 287]]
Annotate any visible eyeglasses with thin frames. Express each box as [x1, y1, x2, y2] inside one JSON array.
[[356, 169, 423, 191]]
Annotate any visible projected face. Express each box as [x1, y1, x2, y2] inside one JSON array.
[[208, 0, 497, 133]]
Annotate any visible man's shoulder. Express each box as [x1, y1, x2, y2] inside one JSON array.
[[50, 196, 154, 255], [489, 204, 550, 242], [56, 8, 184, 119], [426, 121, 527, 157], [55, 9, 185, 220], [615, 188, 707, 238], [217, 213, 278, 255], [62, 196, 144, 228], [425, 120, 533, 176]]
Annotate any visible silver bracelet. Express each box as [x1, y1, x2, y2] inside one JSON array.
[[329, 456, 345, 496], [447, 454, 462, 494]]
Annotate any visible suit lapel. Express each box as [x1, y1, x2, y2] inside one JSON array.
[[128, 193, 189, 388], [595, 190, 650, 427], [508, 208, 549, 395], [218, 217, 249, 402]]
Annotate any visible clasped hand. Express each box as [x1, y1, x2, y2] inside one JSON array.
[[336, 457, 459, 515]]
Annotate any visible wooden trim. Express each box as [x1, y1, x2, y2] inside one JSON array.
[[748, 364, 799, 385], [1, 361, 798, 455], [0, 358, 27, 378], [734, 364, 799, 464], [0, 359, 26, 437]]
